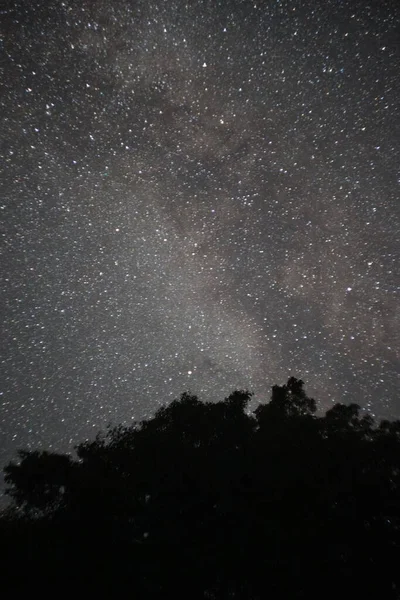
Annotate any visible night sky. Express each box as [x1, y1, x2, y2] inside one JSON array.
[[1, 0, 399, 474]]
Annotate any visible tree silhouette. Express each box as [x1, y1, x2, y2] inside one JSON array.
[[2, 377, 400, 598], [3, 450, 74, 515]]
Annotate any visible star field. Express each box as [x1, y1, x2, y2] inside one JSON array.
[[1, 0, 399, 473]]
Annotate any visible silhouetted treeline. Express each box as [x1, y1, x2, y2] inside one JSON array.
[[2, 377, 400, 598]]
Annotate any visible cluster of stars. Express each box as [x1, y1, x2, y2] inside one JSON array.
[[0, 0, 399, 481]]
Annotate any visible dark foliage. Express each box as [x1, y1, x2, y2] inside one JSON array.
[[2, 378, 400, 598]]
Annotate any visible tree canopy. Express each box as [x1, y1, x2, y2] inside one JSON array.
[[2, 377, 400, 598]]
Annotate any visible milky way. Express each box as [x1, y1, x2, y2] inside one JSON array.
[[1, 0, 399, 474]]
